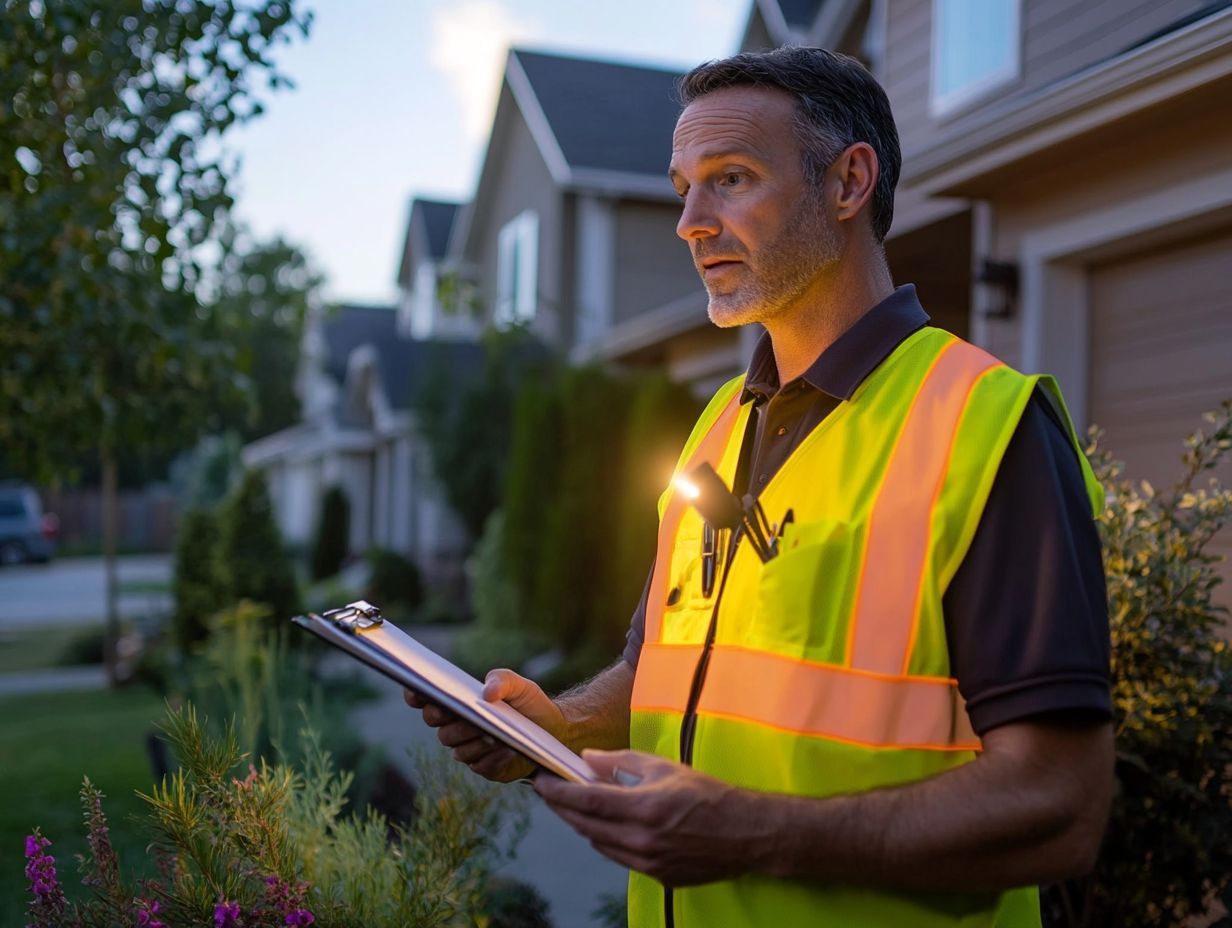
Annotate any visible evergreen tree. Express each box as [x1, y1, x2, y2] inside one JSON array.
[[217, 469, 300, 622], [310, 485, 350, 581], [171, 508, 225, 653]]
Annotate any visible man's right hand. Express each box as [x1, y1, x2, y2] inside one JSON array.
[[404, 669, 568, 783]]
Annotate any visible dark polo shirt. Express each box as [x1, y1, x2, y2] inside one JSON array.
[[623, 285, 1111, 736]]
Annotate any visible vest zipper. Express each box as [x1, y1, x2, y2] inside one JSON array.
[[665, 531, 742, 928]]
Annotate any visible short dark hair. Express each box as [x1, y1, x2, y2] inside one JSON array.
[[678, 47, 901, 243]]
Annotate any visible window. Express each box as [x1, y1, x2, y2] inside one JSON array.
[[931, 0, 1020, 116], [495, 210, 539, 327], [409, 262, 436, 339]]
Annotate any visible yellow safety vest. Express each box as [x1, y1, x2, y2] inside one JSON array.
[[627, 327, 1103, 928]]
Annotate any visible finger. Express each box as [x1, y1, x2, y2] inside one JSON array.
[[452, 736, 502, 765], [581, 749, 664, 782], [534, 778, 631, 819], [421, 703, 458, 728], [403, 688, 427, 708], [469, 751, 531, 783], [436, 719, 489, 748]]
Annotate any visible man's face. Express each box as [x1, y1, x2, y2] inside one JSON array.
[[669, 85, 841, 328]]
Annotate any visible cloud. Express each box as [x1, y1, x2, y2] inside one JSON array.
[[429, 0, 540, 142]]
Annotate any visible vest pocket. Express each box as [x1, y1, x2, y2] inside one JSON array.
[[748, 518, 862, 663]]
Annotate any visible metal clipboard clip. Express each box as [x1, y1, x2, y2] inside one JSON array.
[[321, 599, 384, 631]]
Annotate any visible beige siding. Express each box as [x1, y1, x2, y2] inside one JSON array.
[[474, 97, 564, 346], [885, 0, 1205, 158], [612, 201, 701, 326]]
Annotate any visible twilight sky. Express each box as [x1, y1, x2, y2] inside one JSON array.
[[225, 0, 748, 304]]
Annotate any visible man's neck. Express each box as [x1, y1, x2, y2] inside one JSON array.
[[764, 253, 895, 385]]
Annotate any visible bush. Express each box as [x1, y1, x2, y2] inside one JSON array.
[[1048, 402, 1232, 928], [171, 508, 225, 652], [20, 704, 530, 927], [365, 547, 425, 611], [310, 484, 350, 581], [217, 468, 301, 622]]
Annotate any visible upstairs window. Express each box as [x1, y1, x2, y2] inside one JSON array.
[[495, 210, 538, 327], [931, 0, 1020, 116]]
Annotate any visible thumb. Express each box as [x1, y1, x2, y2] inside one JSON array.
[[483, 669, 544, 711], [580, 749, 664, 783]]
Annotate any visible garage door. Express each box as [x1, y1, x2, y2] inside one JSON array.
[[1088, 229, 1232, 606]]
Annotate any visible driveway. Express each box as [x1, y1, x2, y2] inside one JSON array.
[[0, 554, 172, 630]]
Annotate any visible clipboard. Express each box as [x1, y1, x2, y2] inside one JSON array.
[[292, 600, 598, 783]]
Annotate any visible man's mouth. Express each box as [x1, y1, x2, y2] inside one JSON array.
[[699, 257, 742, 275]]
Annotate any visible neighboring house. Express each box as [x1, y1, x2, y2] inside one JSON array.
[[452, 48, 746, 394], [395, 197, 480, 341], [243, 302, 480, 586]]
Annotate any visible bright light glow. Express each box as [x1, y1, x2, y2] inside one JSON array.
[[674, 476, 700, 500]]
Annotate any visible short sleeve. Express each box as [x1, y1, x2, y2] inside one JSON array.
[[943, 389, 1111, 735], [623, 565, 653, 669]]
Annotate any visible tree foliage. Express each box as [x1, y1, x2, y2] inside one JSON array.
[[310, 484, 349, 581], [411, 328, 552, 539], [1052, 402, 1232, 928], [217, 468, 300, 622], [0, 0, 312, 478], [172, 507, 224, 653]]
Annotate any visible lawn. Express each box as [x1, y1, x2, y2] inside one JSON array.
[[0, 687, 165, 924], [0, 625, 99, 673]]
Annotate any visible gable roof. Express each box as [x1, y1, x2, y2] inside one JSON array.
[[740, 0, 866, 50], [396, 198, 461, 288], [511, 49, 684, 178], [322, 304, 397, 382]]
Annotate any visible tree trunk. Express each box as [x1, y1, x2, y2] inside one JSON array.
[[101, 445, 120, 687]]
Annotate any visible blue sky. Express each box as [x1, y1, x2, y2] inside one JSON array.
[[225, 0, 748, 304]]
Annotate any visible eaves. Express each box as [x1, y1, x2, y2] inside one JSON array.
[[902, 6, 1232, 197]]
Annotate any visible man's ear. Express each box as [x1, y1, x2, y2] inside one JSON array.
[[831, 142, 880, 226]]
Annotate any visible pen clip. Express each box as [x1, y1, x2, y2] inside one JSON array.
[[323, 599, 384, 630]]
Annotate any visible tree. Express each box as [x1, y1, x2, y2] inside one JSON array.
[[0, 0, 311, 684], [310, 484, 350, 581], [217, 468, 300, 624], [171, 508, 224, 653]]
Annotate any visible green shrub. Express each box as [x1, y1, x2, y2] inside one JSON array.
[[217, 468, 301, 622], [454, 511, 550, 678], [55, 626, 107, 667], [1048, 402, 1232, 928], [310, 484, 350, 581], [171, 508, 226, 652], [19, 704, 529, 927], [365, 547, 425, 611]]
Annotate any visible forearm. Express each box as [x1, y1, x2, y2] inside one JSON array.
[[554, 660, 633, 753], [740, 720, 1114, 891]]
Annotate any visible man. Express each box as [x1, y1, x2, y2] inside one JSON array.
[[407, 47, 1113, 927]]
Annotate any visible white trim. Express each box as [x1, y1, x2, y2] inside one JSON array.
[[506, 51, 572, 186], [929, 0, 1021, 118], [1018, 162, 1232, 429], [567, 167, 678, 202], [578, 287, 709, 362]]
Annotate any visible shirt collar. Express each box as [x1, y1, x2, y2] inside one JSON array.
[[741, 284, 930, 404]]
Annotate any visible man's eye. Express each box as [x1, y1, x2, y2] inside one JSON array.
[[720, 172, 745, 187]]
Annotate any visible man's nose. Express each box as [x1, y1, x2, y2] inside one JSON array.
[[676, 189, 720, 241]]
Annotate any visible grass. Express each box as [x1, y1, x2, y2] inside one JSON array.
[[116, 578, 172, 596], [0, 687, 165, 924], [0, 625, 97, 674]]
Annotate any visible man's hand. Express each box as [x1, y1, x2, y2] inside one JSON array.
[[404, 669, 566, 783], [534, 749, 762, 888]]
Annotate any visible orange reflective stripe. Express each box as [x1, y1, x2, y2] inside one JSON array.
[[631, 643, 979, 750], [847, 339, 1001, 675], [629, 642, 703, 713], [644, 391, 745, 644]]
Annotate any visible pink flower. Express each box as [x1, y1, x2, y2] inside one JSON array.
[[285, 910, 315, 926], [23, 830, 67, 925], [135, 897, 165, 928]]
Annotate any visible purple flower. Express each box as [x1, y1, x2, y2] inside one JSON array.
[[136, 897, 166, 928], [284, 910, 315, 926], [214, 900, 242, 928], [23, 830, 67, 925]]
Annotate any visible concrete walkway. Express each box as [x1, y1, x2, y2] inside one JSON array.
[[0, 664, 108, 696]]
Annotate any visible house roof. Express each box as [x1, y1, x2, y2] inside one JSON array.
[[322, 305, 398, 382], [776, 0, 825, 31], [368, 337, 485, 411], [419, 199, 459, 260], [511, 49, 685, 178]]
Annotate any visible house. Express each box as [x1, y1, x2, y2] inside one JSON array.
[[395, 197, 481, 341], [452, 48, 747, 393], [243, 295, 481, 585], [732, 0, 1232, 583]]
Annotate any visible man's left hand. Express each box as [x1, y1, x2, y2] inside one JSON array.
[[533, 749, 763, 887]]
